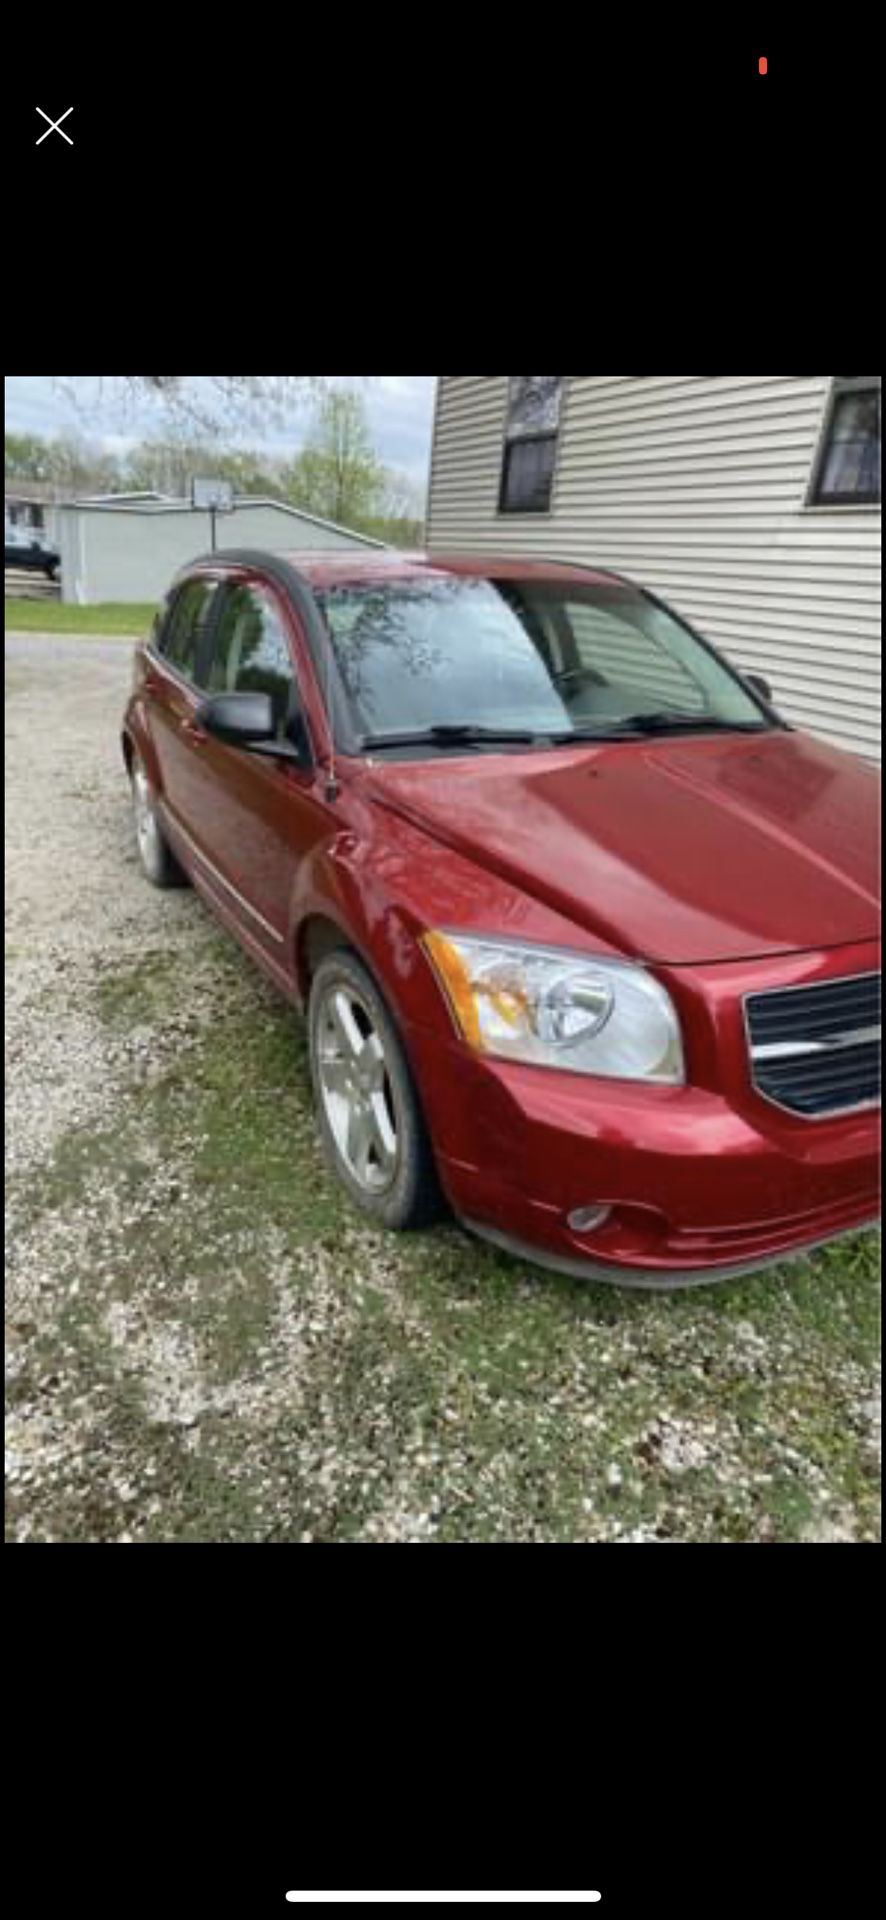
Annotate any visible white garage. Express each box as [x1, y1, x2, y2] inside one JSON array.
[[55, 496, 384, 605]]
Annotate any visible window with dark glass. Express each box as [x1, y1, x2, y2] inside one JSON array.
[[160, 579, 217, 678], [810, 376, 880, 505], [499, 376, 563, 513], [203, 584, 295, 729]]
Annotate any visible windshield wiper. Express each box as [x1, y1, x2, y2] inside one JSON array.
[[361, 714, 773, 753], [360, 723, 550, 750], [561, 712, 771, 740], [626, 711, 770, 734]]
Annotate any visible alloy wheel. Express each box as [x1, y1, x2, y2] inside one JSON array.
[[315, 982, 400, 1193]]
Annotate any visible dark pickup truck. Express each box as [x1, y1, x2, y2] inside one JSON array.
[[5, 527, 60, 580]]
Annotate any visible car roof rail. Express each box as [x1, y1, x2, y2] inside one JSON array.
[[559, 557, 639, 589]]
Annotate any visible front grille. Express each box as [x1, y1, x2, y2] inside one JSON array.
[[745, 972, 881, 1118]]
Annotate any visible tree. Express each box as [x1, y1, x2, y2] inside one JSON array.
[[47, 434, 121, 495], [5, 431, 120, 495], [361, 510, 426, 550], [380, 468, 425, 524], [54, 375, 330, 438], [115, 438, 199, 497], [203, 446, 288, 501], [6, 433, 55, 482], [282, 390, 386, 529], [352, 466, 426, 548], [105, 426, 289, 499], [130, 376, 324, 412]]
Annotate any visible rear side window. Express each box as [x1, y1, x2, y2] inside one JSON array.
[[159, 579, 217, 679], [203, 583, 295, 729]]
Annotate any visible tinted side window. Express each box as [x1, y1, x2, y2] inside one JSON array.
[[161, 580, 217, 679], [204, 585, 295, 728], [148, 595, 172, 655]]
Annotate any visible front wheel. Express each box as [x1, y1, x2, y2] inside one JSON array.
[[308, 949, 443, 1230]]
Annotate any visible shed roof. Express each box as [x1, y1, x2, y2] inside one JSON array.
[[5, 481, 60, 505], [55, 493, 385, 547]]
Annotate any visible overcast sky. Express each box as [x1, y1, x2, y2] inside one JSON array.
[[4, 375, 437, 496]]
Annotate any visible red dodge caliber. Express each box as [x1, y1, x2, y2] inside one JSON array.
[[122, 549, 881, 1287]]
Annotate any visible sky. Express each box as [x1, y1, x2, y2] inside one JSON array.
[[4, 375, 437, 498]]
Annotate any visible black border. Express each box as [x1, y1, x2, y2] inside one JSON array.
[[5, 32, 881, 1911]]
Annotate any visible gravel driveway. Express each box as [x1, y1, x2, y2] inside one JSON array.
[[5, 632, 881, 1542]]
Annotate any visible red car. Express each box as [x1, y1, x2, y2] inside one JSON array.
[[122, 549, 881, 1287]]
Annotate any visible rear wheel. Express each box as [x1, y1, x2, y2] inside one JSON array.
[[130, 752, 187, 888], [308, 949, 443, 1230]]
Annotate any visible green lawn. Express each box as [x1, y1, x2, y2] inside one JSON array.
[[5, 600, 155, 636]]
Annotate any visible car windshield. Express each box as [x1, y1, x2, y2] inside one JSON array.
[[315, 575, 771, 746]]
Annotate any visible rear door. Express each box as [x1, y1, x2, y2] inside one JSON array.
[[145, 575, 221, 846]]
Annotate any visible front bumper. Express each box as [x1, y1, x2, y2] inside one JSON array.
[[405, 968, 881, 1287], [459, 1211, 879, 1290]]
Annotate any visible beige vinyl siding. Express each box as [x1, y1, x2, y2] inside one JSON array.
[[427, 377, 881, 761], [567, 602, 706, 712]]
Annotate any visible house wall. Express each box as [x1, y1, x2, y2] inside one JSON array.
[[57, 502, 379, 605], [426, 377, 881, 761]]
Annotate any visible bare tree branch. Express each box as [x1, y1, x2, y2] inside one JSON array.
[[51, 375, 333, 439]]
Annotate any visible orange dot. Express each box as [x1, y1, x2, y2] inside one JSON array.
[[758, 55, 768, 74]]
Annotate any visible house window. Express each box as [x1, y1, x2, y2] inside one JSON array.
[[809, 376, 880, 505], [499, 377, 563, 513]]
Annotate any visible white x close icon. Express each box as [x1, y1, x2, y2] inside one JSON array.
[[36, 107, 74, 146]]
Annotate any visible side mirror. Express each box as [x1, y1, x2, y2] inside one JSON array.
[[196, 690, 276, 745], [744, 671, 773, 703], [195, 690, 312, 766]]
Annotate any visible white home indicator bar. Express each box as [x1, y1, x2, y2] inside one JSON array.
[[285, 1897, 603, 1906]]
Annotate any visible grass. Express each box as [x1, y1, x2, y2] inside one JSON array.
[[6, 934, 880, 1545], [5, 599, 155, 636]]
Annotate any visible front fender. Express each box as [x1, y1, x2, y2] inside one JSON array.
[[288, 835, 446, 1035], [287, 786, 606, 1043]]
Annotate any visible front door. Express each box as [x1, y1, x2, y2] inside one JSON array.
[[186, 576, 328, 963]]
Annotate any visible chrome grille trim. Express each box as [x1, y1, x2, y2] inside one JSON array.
[[743, 972, 881, 1119], [753, 1023, 880, 1060]]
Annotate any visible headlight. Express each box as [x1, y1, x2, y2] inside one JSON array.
[[421, 931, 684, 1084]]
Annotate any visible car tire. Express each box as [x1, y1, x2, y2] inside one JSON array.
[[130, 751, 188, 889], [308, 948, 444, 1230]]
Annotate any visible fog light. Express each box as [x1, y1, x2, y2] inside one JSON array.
[[567, 1204, 612, 1234]]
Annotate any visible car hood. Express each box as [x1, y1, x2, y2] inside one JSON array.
[[364, 729, 881, 964]]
